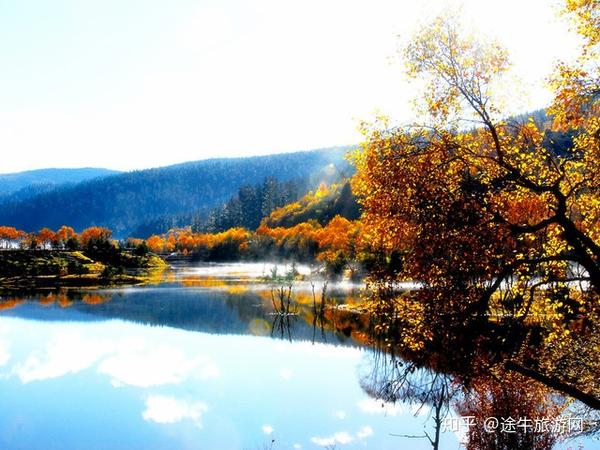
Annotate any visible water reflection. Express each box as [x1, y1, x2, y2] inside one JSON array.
[[359, 349, 456, 450], [0, 263, 597, 449], [0, 286, 359, 346], [356, 288, 600, 450], [0, 317, 444, 449], [0, 266, 420, 449]]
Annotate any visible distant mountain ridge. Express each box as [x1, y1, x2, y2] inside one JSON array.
[[0, 168, 121, 198], [0, 147, 353, 237]]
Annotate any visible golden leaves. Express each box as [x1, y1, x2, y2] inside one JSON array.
[[403, 13, 510, 123], [350, 1, 600, 401]]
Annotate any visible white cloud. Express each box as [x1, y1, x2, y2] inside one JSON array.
[[356, 426, 374, 439], [357, 398, 401, 416], [262, 424, 274, 435], [335, 410, 347, 420], [311, 426, 374, 447], [12, 333, 112, 383], [357, 398, 430, 418], [9, 331, 218, 388], [98, 342, 218, 388], [0, 341, 10, 367], [311, 432, 353, 447], [275, 341, 363, 359], [293, 445, 302, 449], [142, 395, 208, 427]]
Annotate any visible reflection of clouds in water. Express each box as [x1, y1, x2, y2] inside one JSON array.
[[274, 341, 362, 359], [335, 410, 347, 419], [357, 398, 429, 417], [98, 341, 218, 388], [357, 398, 401, 416], [356, 425, 373, 439], [0, 340, 10, 366], [311, 425, 374, 447], [12, 333, 112, 383], [311, 431, 353, 446], [0, 317, 400, 448], [9, 331, 218, 387], [142, 395, 208, 427], [262, 424, 274, 435]]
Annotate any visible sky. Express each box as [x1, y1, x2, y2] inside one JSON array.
[[0, 0, 582, 173]]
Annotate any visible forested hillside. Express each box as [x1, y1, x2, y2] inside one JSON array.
[[131, 177, 307, 237], [0, 168, 120, 201], [0, 148, 351, 236], [261, 181, 360, 228]]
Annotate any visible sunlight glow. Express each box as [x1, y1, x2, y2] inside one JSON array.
[[0, 0, 579, 172]]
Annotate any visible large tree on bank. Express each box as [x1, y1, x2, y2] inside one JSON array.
[[352, 2, 600, 408]]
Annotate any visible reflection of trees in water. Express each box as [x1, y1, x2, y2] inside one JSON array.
[[1, 285, 365, 346], [359, 346, 571, 450], [1, 289, 113, 310], [0, 297, 26, 310], [270, 313, 295, 341], [270, 282, 600, 450], [357, 289, 600, 449], [312, 312, 326, 345], [359, 348, 456, 450], [310, 281, 328, 344], [455, 372, 562, 450]]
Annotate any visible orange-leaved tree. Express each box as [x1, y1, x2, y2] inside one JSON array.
[[56, 225, 77, 245], [0, 226, 26, 249], [37, 228, 57, 249], [79, 227, 113, 247], [352, 6, 599, 408]]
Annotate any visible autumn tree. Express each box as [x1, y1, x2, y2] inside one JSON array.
[[147, 235, 169, 253], [0, 226, 25, 249], [79, 227, 115, 261], [56, 225, 78, 249], [79, 227, 112, 247], [315, 215, 362, 276], [37, 228, 57, 249], [352, 6, 599, 408]]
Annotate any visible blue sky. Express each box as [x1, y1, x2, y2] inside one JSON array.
[[0, 0, 581, 173]]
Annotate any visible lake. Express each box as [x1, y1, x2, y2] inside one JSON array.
[[0, 263, 597, 450]]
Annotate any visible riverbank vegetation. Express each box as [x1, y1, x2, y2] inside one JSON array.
[[352, 1, 600, 446], [0, 226, 166, 289], [144, 182, 369, 278]]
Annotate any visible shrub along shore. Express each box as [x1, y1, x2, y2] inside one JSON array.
[[0, 226, 167, 289]]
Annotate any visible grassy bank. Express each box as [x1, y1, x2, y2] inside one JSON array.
[[0, 249, 167, 289]]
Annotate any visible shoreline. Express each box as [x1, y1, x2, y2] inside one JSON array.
[[0, 249, 167, 291]]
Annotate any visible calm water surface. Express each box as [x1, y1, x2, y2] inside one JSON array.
[[0, 263, 597, 450]]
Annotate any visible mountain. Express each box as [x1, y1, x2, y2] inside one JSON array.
[[0, 147, 352, 237], [0, 168, 121, 199], [130, 177, 309, 238]]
